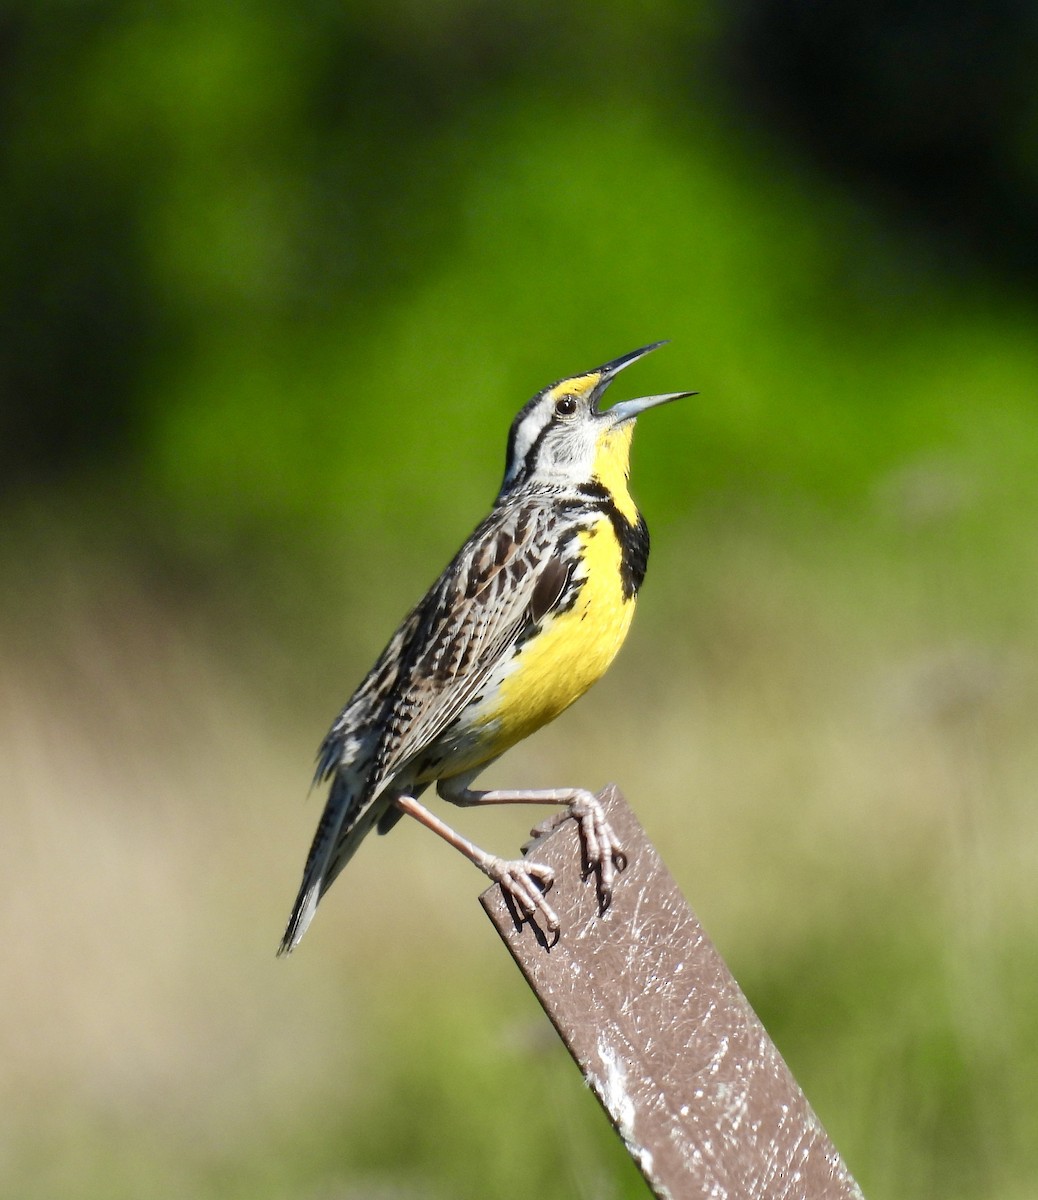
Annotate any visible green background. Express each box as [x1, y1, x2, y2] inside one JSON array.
[[3, 3, 1038, 1196]]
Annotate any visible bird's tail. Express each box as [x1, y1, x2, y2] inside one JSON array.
[[277, 773, 387, 956]]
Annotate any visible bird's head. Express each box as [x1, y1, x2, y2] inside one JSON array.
[[498, 341, 692, 502]]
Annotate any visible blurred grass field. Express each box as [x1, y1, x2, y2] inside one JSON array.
[[4, 5, 1038, 1197], [4, 472, 1038, 1199]]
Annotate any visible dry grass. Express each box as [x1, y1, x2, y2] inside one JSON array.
[[3, 500, 1037, 1197]]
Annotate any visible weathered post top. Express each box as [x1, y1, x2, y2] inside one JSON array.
[[480, 785, 865, 1200]]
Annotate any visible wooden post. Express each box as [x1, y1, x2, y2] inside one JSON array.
[[480, 785, 865, 1200]]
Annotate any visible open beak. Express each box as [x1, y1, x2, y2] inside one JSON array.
[[587, 341, 695, 422], [605, 390, 695, 424]]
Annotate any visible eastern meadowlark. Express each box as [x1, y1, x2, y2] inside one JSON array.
[[279, 341, 691, 953]]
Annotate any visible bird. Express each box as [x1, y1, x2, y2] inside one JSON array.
[[278, 341, 691, 954]]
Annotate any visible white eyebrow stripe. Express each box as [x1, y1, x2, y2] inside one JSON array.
[[505, 409, 545, 484]]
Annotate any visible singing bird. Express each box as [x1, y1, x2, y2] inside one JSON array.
[[279, 342, 690, 953]]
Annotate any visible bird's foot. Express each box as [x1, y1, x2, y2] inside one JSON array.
[[485, 855, 558, 931], [529, 790, 626, 911]]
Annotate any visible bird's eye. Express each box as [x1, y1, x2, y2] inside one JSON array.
[[554, 394, 578, 418]]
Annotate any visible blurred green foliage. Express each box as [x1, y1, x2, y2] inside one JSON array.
[[3, 3, 1038, 1199], [4, 0, 1037, 540]]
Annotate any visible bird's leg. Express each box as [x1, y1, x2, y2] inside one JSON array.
[[437, 780, 626, 909], [394, 794, 559, 931]]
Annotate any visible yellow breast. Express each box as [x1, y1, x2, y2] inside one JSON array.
[[483, 516, 636, 756]]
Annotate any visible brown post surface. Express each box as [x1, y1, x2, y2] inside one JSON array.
[[480, 785, 865, 1200]]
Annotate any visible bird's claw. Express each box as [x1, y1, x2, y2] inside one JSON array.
[[487, 856, 558, 931], [528, 791, 626, 910]]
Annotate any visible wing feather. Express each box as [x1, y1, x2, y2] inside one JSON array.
[[280, 497, 575, 953], [313, 603, 424, 785], [368, 499, 563, 792]]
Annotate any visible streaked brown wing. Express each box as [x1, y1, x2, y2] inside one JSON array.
[[367, 498, 570, 794], [313, 602, 426, 785], [280, 500, 577, 954]]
